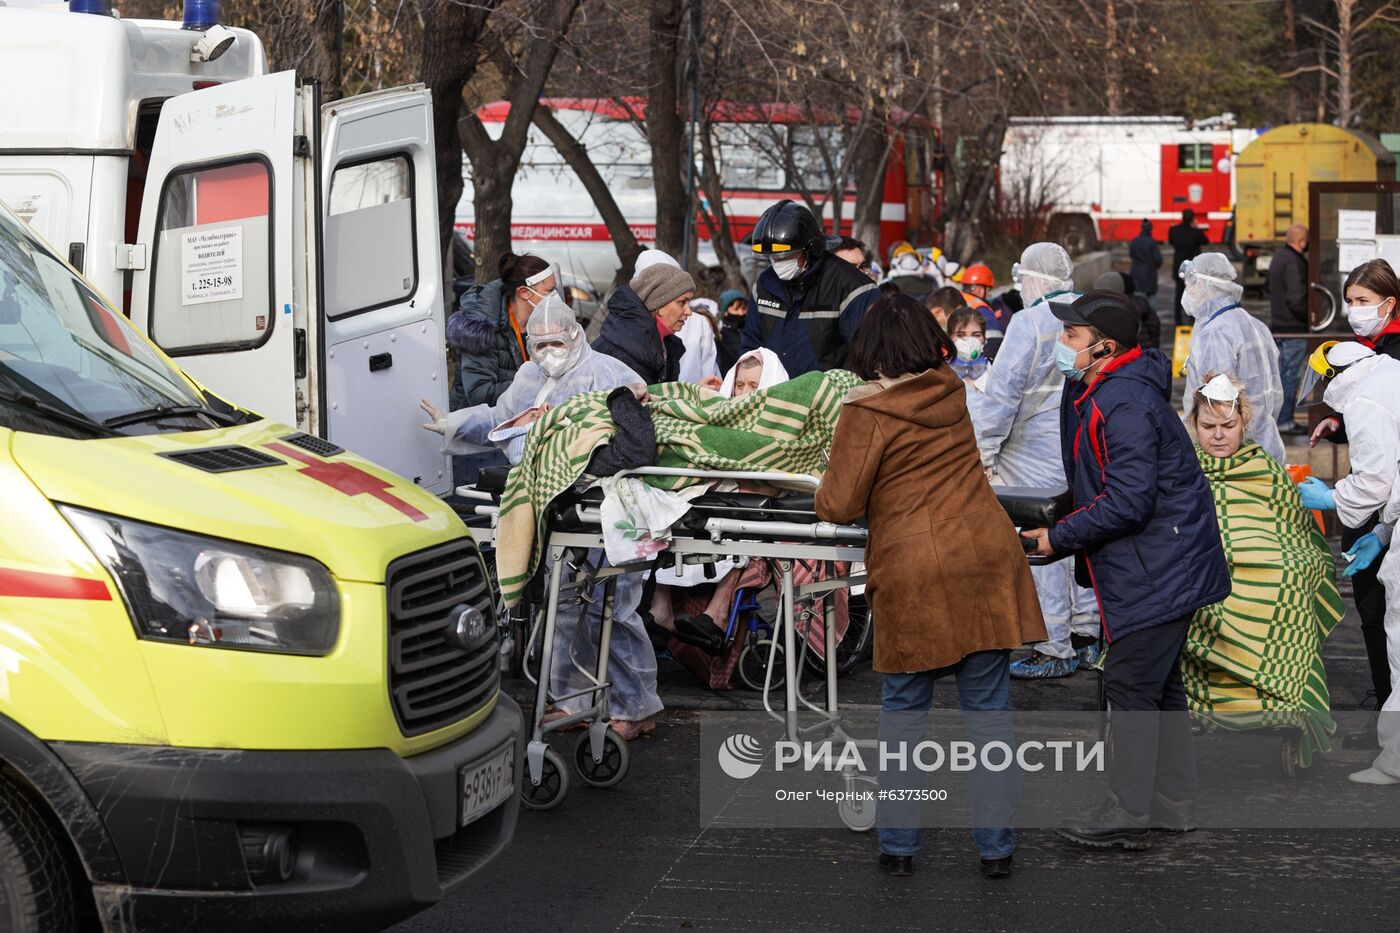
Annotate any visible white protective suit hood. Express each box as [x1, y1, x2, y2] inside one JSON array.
[[719, 348, 790, 397], [525, 294, 584, 385], [1014, 242, 1075, 306], [441, 299, 643, 461], [1179, 252, 1243, 319], [1322, 350, 1385, 414]]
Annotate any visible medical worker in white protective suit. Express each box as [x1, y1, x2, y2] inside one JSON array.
[[1180, 252, 1286, 464], [1292, 341, 1400, 785], [422, 294, 643, 462], [421, 296, 663, 739], [967, 242, 1100, 679]]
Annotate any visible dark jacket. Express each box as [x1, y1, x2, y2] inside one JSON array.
[[1168, 222, 1209, 278], [447, 279, 524, 407], [815, 368, 1046, 672], [1128, 232, 1162, 296], [1268, 244, 1308, 334], [1131, 294, 1161, 350], [592, 286, 683, 385], [741, 253, 880, 376], [1048, 347, 1231, 641], [717, 312, 747, 375]]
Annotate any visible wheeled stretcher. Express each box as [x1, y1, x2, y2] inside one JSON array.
[[459, 466, 1070, 816]]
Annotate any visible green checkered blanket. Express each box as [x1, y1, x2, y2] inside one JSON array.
[[1184, 443, 1345, 766], [494, 370, 862, 607]]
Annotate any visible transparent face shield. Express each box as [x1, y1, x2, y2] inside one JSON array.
[[1296, 340, 1341, 406]]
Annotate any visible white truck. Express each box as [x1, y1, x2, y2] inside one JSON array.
[[0, 0, 453, 495], [1000, 115, 1258, 253]]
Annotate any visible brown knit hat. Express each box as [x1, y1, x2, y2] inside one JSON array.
[[631, 264, 695, 313]]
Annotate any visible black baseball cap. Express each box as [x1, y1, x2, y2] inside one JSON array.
[[1050, 290, 1140, 350]]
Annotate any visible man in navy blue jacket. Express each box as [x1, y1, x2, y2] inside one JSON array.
[[1022, 290, 1230, 850], [741, 200, 879, 376]]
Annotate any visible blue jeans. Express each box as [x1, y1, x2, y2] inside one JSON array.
[[1277, 338, 1308, 426], [876, 650, 1017, 860]]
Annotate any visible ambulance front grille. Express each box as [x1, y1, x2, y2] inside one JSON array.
[[385, 540, 498, 736]]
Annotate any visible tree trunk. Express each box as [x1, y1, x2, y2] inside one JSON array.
[[1284, 0, 1299, 120], [849, 117, 890, 253], [309, 0, 343, 102], [531, 105, 644, 287], [419, 0, 497, 267], [697, 120, 746, 291], [468, 148, 513, 290], [1317, 38, 1329, 123], [1104, 0, 1122, 117], [1336, 0, 1354, 126], [459, 0, 582, 283], [647, 0, 688, 258]]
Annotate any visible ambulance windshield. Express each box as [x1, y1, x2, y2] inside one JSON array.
[[0, 204, 223, 437]]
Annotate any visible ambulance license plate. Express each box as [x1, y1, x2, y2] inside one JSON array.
[[460, 744, 515, 826]]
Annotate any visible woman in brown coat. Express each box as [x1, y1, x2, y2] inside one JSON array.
[[816, 293, 1046, 881]]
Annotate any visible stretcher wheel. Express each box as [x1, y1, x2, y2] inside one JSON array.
[[737, 638, 785, 692], [838, 776, 878, 832], [574, 729, 630, 788], [521, 747, 570, 811]]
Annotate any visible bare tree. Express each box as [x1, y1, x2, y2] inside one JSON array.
[[456, 0, 582, 282], [419, 0, 498, 265], [646, 0, 690, 259], [1286, 0, 1400, 125]]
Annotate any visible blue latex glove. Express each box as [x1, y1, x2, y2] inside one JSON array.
[[1298, 476, 1336, 511], [1343, 532, 1385, 578]]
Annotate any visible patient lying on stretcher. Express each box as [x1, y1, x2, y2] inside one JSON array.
[[642, 350, 852, 688]]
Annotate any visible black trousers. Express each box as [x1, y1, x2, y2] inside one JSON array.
[[1341, 521, 1393, 707], [1172, 277, 1187, 327], [1102, 616, 1198, 815]]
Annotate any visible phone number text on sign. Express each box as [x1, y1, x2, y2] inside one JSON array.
[[181, 227, 244, 306]]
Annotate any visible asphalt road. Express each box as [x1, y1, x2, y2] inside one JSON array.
[[395, 577, 1398, 933]]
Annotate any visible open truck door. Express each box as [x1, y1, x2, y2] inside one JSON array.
[[320, 85, 450, 496], [130, 71, 305, 426]]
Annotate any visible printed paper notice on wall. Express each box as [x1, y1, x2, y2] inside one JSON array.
[[1337, 210, 1377, 241], [181, 227, 244, 306]]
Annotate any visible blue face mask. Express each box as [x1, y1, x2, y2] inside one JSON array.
[[1054, 340, 1087, 381]]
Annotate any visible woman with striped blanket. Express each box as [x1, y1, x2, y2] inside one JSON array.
[[1185, 373, 1344, 765]]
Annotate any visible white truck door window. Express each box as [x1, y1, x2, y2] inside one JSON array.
[[326, 156, 414, 318], [149, 160, 272, 352]]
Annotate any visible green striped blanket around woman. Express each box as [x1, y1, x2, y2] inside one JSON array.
[[493, 369, 862, 607], [1185, 442, 1345, 765]]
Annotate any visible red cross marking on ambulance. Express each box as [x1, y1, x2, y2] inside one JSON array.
[[265, 443, 428, 523]]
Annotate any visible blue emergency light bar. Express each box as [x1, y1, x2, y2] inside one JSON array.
[[182, 0, 221, 30], [70, 0, 113, 14]]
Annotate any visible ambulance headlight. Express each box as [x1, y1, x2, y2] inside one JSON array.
[[62, 507, 340, 655]]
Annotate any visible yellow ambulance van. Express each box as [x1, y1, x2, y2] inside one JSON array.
[[0, 198, 519, 931]]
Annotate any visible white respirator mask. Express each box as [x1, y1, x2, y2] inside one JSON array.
[[771, 256, 805, 281], [954, 336, 984, 362]]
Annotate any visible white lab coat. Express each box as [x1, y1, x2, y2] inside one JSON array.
[[1327, 355, 1400, 777], [966, 292, 1099, 657]]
